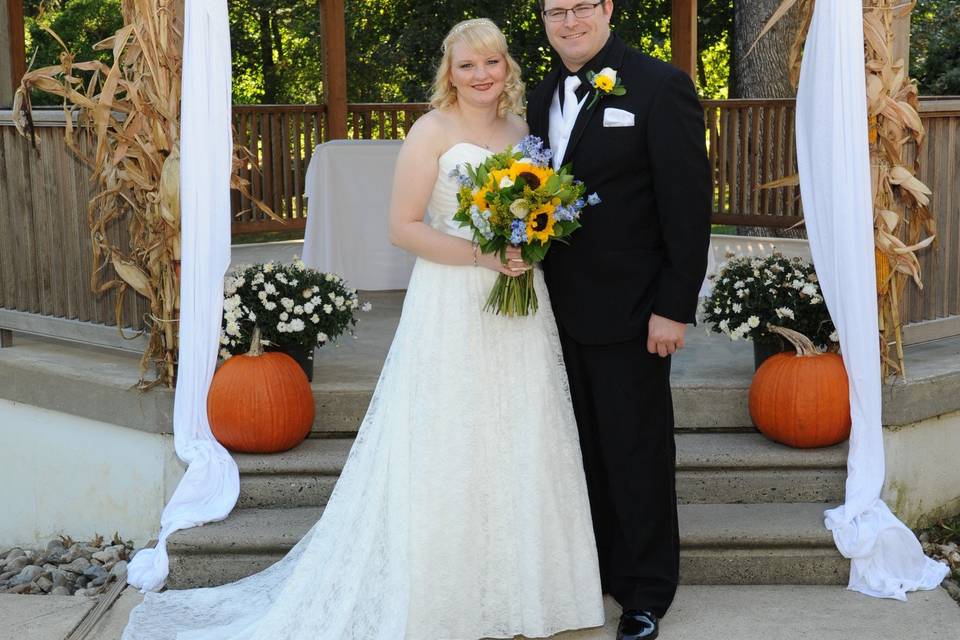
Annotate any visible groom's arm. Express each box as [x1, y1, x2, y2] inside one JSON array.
[[646, 68, 712, 325]]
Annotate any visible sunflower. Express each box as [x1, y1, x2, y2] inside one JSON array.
[[593, 74, 614, 93], [526, 203, 557, 244], [508, 162, 553, 191], [472, 186, 491, 210]]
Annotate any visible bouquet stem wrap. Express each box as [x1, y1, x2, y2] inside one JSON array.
[[486, 270, 538, 316]]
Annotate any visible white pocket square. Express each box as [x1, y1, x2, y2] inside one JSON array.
[[603, 108, 635, 127]]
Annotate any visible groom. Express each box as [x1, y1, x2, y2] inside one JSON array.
[[528, 1, 711, 638]]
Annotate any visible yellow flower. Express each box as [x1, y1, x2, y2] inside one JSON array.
[[473, 187, 491, 210], [489, 168, 511, 187], [508, 163, 554, 191], [593, 74, 614, 93], [526, 203, 557, 244]]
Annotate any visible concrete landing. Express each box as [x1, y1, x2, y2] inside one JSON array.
[[4, 585, 957, 640]]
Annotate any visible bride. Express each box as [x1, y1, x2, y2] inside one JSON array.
[[123, 18, 604, 640]]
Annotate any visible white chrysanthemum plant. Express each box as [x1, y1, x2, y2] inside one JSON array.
[[702, 252, 838, 350], [219, 257, 372, 361]]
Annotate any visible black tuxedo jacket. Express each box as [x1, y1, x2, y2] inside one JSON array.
[[528, 35, 712, 345]]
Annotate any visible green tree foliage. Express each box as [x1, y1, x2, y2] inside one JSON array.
[[23, 0, 735, 106], [347, 1, 732, 102], [23, 0, 124, 106], [912, 0, 960, 95], [230, 0, 324, 104]]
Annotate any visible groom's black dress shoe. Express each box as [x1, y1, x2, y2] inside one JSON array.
[[617, 609, 659, 639]]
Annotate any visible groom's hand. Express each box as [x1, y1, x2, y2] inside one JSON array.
[[647, 313, 687, 357]]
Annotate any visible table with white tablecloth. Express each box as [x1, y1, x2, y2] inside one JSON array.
[[302, 140, 418, 290]]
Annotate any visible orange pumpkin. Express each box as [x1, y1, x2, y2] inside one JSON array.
[[748, 325, 851, 449], [208, 329, 315, 453]]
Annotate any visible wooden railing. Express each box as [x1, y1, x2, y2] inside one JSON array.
[[902, 98, 960, 336], [229, 103, 431, 234], [702, 98, 801, 228], [0, 110, 150, 347], [1, 98, 957, 346], [347, 102, 430, 140], [231, 99, 806, 237], [231, 104, 328, 234]]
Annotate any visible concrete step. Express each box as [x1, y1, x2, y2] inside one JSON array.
[[679, 502, 847, 585], [308, 382, 755, 435], [165, 502, 848, 589], [234, 438, 351, 509], [233, 433, 847, 509], [676, 433, 847, 504]]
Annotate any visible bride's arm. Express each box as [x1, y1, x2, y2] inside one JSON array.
[[387, 115, 523, 276]]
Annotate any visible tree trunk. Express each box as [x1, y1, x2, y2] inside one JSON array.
[[730, 0, 801, 99], [730, 0, 805, 239], [258, 8, 278, 103]]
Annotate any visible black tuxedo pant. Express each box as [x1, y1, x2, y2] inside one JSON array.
[[559, 326, 679, 618]]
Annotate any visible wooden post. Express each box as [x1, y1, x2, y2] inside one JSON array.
[[2, 0, 27, 106], [0, 329, 12, 348], [671, 0, 697, 82], [891, 6, 911, 75], [320, 0, 348, 140]]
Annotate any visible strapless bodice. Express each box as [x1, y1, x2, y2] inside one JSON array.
[[428, 143, 493, 241]]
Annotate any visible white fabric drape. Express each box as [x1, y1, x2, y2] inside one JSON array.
[[126, 0, 239, 593], [795, 0, 949, 600]]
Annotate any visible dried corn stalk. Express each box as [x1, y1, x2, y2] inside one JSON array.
[[864, 0, 935, 378], [13, 0, 276, 388], [756, 0, 934, 379]]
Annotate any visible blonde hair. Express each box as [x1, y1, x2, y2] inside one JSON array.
[[429, 19, 525, 117]]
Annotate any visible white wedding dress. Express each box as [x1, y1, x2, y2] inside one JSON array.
[[122, 143, 605, 640]]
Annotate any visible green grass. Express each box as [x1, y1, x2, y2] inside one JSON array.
[[711, 224, 737, 235]]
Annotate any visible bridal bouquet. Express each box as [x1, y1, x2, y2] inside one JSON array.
[[451, 135, 597, 316]]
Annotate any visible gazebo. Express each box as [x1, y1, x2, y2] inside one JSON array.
[[0, 0, 958, 615]]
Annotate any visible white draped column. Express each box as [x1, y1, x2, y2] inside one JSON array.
[[795, 0, 949, 600], [127, 0, 239, 592]]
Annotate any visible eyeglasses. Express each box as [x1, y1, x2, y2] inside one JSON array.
[[542, 1, 603, 23]]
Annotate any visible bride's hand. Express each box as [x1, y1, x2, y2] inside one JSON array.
[[479, 246, 532, 278]]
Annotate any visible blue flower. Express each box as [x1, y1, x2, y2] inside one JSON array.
[[515, 135, 553, 167], [510, 219, 527, 244], [449, 165, 474, 187], [573, 198, 586, 211], [554, 205, 577, 222], [587, 192, 602, 206], [470, 209, 495, 241]]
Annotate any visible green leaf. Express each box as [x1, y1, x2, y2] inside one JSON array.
[[613, 87, 627, 96], [543, 174, 561, 194]]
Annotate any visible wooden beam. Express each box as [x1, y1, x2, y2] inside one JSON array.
[[891, 5, 911, 75], [7, 0, 25, 97], [320, 0, 348, 140], [671, 0, 697, 82], [231, 218, 307, 236]]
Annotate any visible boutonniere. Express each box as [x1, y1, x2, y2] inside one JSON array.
[[585, 67, 626, 109]]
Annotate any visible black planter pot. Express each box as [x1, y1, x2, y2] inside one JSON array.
[[267, 343, 315, 381], [753, 338, 790, 371]]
